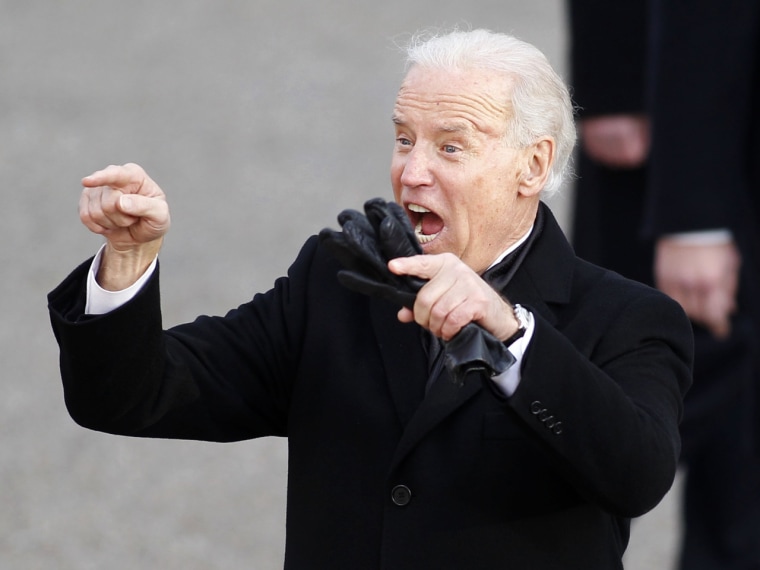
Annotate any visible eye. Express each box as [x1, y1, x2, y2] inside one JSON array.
[[396, 136, 413, 147], [442, 144, 460, 154]]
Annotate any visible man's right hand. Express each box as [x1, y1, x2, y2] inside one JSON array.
[[80, 163, 170, 291]]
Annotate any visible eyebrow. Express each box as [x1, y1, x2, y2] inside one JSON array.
[[391, 115, 474, 134], [437, 122, 472, 134]]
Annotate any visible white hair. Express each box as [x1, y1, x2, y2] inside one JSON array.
[[403, 28, 576, 197]]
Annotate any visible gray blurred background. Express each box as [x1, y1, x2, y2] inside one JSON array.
[[2, 1, 682, 568]]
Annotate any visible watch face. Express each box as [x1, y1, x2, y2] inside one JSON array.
[[514, 304, 529, 330]]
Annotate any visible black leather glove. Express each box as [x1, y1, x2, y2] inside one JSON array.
[[319, 198, 424, 308], [443, 323, 516, 385], [319, 198, 516, 384]]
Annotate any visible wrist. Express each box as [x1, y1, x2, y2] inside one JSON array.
[[97, 239, 162, 291], [502, 303, 529, 346]]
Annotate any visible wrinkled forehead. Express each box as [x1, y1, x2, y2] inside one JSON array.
[[393, 65, 513, 136]]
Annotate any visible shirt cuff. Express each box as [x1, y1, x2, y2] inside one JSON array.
[[665, 229, 733, 245], [490, 309, 535, 397], [85, 244, 158, 315]]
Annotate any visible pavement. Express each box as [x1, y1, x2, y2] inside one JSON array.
[[1, 1, 681, 567]]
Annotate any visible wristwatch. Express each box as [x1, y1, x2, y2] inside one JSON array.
[[504, 303, 529, 347]]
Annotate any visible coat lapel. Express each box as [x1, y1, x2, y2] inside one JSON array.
[[370, 299, 485, 468], [369, 299, 428, 427], [501, 203, 575, 323], [390, 365, 483, 471]]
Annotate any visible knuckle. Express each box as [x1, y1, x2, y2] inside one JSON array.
[[430, 303, 449, 323], [440, 252, 459, 266], [447, 309, 469, 331], [415, 284, 435, 307]]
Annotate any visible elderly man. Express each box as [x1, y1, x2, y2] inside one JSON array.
[[49, 29, 692, 569]]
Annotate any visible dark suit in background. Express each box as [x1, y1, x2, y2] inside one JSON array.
[[569, 0, 653, 285], [48, 204, 692, 569], [570, 0, 760, 567], [648, 1, 760, 567]]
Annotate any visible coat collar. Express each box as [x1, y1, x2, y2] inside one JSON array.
[[503, 202, 575, 325]]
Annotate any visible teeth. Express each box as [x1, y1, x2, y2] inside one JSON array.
[[416, 222, 438, 244], [409, 204, 439, 243]]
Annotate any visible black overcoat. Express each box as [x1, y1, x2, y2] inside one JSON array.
[[646, 0, 760, 451], [48, 203, 693, 569]]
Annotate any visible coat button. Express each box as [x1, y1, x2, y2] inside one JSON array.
[[391, 485, 412, 506]]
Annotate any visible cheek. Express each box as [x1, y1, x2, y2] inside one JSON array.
[[467, 180, 513, 228], [390, 156, 405, 186], [470, 174, 503, 209]]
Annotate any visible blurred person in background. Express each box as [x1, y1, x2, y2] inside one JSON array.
[[569, 1, 760, 567]]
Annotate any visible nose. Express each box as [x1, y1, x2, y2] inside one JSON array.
[[398, 146, 433, 188]]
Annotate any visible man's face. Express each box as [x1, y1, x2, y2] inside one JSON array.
[[391, 65, 535, 274]]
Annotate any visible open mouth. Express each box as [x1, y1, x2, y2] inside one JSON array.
[[408, 203, 443, 244]]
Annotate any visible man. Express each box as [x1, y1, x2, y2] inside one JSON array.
[[48, 29, 692, 569], [646, 1, 760, 567], [569, 2, 760, 568]]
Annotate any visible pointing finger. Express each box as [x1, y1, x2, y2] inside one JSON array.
[[81, 163, 149, 194], [389, 254, 445, 280]]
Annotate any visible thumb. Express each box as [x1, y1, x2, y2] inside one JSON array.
[[118, 193, 170, 229], [118, 194, 137, 214]]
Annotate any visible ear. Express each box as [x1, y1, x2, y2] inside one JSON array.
[[518, 137, 554, 197]]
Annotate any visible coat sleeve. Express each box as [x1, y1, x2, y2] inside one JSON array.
[[48, 237, 321, 442], [508, 285, 693, 517]]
